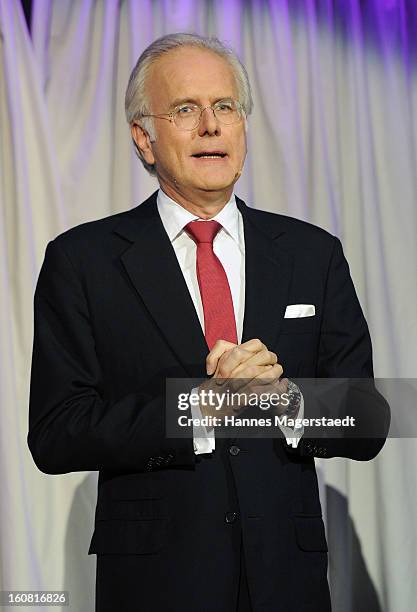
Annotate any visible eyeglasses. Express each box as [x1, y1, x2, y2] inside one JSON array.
[[139, 98, 245, 131]]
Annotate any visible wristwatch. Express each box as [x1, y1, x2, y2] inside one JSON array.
[[284, 380, 302, 418]]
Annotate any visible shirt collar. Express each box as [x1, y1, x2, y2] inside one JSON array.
[[157, 188, 240, 244]]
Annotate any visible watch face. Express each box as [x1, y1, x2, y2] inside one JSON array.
[[285, 380, 301, 415]]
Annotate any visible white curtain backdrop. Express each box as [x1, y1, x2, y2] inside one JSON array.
[[1, 0, 416, 610]]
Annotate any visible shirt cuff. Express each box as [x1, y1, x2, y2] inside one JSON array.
[[191, 386, 215, 455]]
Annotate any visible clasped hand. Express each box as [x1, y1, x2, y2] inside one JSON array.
[[198, 338, 288, 422]]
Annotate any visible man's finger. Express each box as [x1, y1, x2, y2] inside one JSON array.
[[249, 363, 284, 388], [239, 338, 266, 353], [206, 340, 236, 375], [206, 337, 267, 376], [245, 368, 285, 403], [229, 349, 278, 378], [215, 346, 262, 383]]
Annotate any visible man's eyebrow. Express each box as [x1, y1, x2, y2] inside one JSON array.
[[169, 96, 234, 108], [169, 98, 198, 108]]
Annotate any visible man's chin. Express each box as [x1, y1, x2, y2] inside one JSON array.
[[193, 174, 238, 193]]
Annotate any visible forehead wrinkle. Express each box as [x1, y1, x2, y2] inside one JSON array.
[[147, 47, 239, 110]]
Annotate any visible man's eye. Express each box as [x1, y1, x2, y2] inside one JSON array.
[[215, 101, 234, 112], [177, 105, 197, 114]]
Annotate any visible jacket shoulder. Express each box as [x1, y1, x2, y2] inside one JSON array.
[[50, 191, 158, 250], [51, 208, 132, 249], [246, 206, 337, 246]]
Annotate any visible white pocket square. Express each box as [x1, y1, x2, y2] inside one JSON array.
[[284, 304, 315, 318]]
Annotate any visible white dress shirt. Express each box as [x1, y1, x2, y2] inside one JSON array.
[[157, 189, 303, 453]]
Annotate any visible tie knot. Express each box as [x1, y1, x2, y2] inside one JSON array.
[[185, 220, 222, 244]]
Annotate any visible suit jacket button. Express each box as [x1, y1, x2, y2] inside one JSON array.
[[225, 512, 238, 524], [229, 445, 240, 456]]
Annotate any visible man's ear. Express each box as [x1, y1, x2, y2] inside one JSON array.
[[131, 123, 155, 165]]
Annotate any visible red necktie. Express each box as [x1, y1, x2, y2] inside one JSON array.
[[185, 220, 238, 350]]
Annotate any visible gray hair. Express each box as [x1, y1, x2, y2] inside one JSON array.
[[125, 32, 253, 176]]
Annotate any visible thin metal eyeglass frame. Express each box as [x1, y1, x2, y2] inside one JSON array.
[[138, 100, 245, 131]]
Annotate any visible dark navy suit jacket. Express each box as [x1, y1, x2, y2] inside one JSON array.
[[28, 192, 389, 611]]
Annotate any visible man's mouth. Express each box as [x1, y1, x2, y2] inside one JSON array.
[[191, 151, 227, 159]]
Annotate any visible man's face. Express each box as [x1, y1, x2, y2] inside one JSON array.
[[135, 46, 247, 200]]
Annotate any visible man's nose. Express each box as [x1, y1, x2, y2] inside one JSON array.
[[198, 106, 221, 136]]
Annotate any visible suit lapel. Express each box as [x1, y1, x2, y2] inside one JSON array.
[[113, 192, 208, 377], [237, 197, 293, 349], [112, 192, 292, 378]]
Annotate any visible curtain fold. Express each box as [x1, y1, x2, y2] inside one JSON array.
[[1, 1, 416, 610]]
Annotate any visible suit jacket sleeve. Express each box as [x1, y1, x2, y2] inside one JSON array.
[[288, 236, 390, 461], [28, 239, 195, 474]]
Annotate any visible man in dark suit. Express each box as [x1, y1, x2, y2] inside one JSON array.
[[28, 33, 389, 611]]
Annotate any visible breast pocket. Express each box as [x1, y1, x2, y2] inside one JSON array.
[[280, 315, 317, 335]]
